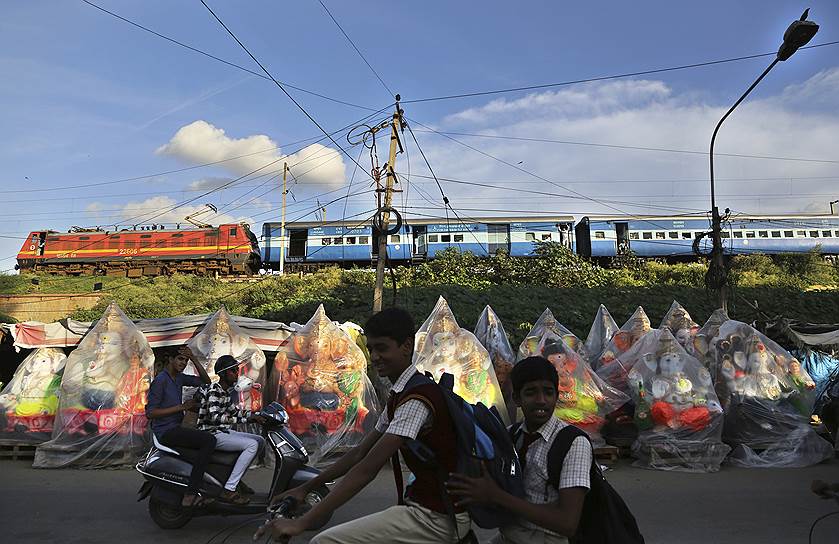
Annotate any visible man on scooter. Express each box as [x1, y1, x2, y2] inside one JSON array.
[[195, 355, 266, 505], [146, 346, 215, 508]]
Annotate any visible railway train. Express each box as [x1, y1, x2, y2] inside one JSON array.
[[17, 214, 839, 276]]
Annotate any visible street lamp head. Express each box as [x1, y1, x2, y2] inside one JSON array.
[[777, 8, 819, 61]]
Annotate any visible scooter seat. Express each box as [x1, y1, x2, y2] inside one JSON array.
[[172, 445, 242, 467]]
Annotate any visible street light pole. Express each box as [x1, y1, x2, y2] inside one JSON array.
[[707, 9, 818, 312]]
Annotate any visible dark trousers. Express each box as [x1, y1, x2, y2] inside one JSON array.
[[159, 426, 216, 493]]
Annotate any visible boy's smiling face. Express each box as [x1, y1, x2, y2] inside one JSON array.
[[514, 379, 558, 429]]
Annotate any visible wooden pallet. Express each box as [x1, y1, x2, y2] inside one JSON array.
[[0, 440, 38, 460], [594, 446, 620, 463]]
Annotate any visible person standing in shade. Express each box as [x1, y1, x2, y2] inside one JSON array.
[[146, 346, 215, 508]]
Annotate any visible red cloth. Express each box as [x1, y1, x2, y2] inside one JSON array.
[[678, 406, 711, 431], [651, 401, 676, 427]]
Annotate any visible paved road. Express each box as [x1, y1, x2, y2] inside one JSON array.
[[2, 458, 839, 543]]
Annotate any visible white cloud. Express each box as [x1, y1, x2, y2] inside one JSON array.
[[156, 121, 346, 186], [83, 196, 257, 229], [410, 68, 839, 217], [187, 177, 232, 191]]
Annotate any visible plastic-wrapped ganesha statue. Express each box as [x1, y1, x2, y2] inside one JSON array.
[[596, 306, 652, 374], [518, 308, 587, 362], [415, 297, 508, 423], [473, 305, 516, 422], [658, 301, 699, 350], [583, 304, 619, 366], [625, 329, 729, 472], [0, 348, 66, 440], [273, 305, 376, 461]]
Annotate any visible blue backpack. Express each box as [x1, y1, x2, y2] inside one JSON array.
[[393, 371, 525, 529]]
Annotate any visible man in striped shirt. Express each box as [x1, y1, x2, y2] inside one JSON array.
[[196, 355, 265, 505]]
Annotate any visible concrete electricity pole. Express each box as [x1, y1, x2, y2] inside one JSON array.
[[279, 162, 287, 275], [372, 98, 404, 313]]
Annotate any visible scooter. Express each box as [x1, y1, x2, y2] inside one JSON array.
[[136, 402, 330, 530]]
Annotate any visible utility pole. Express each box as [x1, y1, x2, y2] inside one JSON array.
[[279, 162, 287, 275], [372, 97, 404, 313]]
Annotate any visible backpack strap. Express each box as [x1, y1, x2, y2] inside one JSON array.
[[387, 371, 435, 506], [546, 425, 592, 490]]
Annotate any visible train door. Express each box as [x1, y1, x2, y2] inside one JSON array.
[[288, 229, 307, 258], [575, 217, 592, 257], [615, 222, 630, 255], [413, 225, 427, 256], [36, 232, 46, 256], [487, 224, 510, 255]]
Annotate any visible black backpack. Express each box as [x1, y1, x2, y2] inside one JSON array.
[[393, 372, 525, 530], [511, 423, 645, 544]]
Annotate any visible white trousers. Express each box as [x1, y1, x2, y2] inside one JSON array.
[[212, 430, 264, 491]]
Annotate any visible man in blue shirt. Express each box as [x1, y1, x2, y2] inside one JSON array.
[[146, 345, 214, 507]]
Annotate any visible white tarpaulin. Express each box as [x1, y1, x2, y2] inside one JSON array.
[[3, 314, 294, 352]]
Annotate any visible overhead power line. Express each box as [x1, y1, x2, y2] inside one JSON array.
[[80, 0, 377, 112], [315, 0, 394, 97], [415, 130, 839, 164], [403, 39, 839, 104]]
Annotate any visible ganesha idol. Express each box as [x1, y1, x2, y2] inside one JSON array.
[[518, 308, 587, 363], [187, 307, 267, 410], [659, 301, 699, 351], [275, 305, 372, 438], [596, 307, 652, 387], [0, 348, 66, 437], [55, 303, 154, 437], [416, 297, 508, 422]]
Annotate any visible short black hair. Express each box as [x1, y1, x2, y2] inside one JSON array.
[[214, 355, 239, 375], [159, 346, 181, 361], [511, 356, 558, 395], [364, 308, 415, 344]]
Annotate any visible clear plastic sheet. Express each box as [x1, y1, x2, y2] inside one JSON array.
[[658, 301, 699, 350], [584, 305, 619, 369], [624, 329, 730, 472], [688, 309, 730, 367], [474, 305, 516, 423], [415, 297, 509, 424], [33, 303, 154, 468], [518, 308, 587, 362], [712, 320, 833, 467], [595, 306, 652, 386], [0, 348, 66, 444], [270, 305, 378, 465], [186, 307, 267, 431], [526, 328, 629, 445]]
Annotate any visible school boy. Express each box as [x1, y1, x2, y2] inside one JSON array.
[[447, 356, 592, 544], [256, 307, 471, 543]]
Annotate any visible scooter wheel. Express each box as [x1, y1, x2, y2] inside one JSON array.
[[149, 497, 193, 530]]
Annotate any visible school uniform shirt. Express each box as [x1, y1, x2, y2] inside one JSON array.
[[503, 416, 592, 543], [374, 365, 432, 438]]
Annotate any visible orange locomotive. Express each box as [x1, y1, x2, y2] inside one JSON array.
[[16, 223, 261, 277]]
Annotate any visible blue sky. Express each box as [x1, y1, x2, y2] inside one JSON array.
[[2, 0, 838, 268]]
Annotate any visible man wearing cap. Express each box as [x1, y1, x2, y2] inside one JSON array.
[[195, 354, 266, 505]]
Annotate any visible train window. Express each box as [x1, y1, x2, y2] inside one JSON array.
[[206, 231, 217, 237], [642, 232, 652, 240], [321, 238, 331, 246], [629, 232, 639, 239], [796, 230, 806, 237], [172, 233, 183, 237], [682, 232, 692, 239], [668, 232, 678, 239], [758, 231, 768, 238], [655, 232, 665, 239], [229, 228, 237, 236], [771, 231, 781, 238], [441, 234, 451, 243], [745, 231, 755, 238], [733, 232, 743, 238], [346, 236, 356, 245], [526, 233, 536, 241], [810, 231, 819, 238], [390, 235, 400, 243], [454, 234, 464, 242], [78, 236, 90, 240], [359, 236, 369, 244], [594, 231, 605, 239], [428, 234, 438, 243], [334, 237, 343, 245], [721, 232, 730, 238], [823, 230, 832, 238], [784, 231, 794, 237], [541, 234, 551, 240], [140, 234, 152, 239], [835, 230, 839, 238]]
